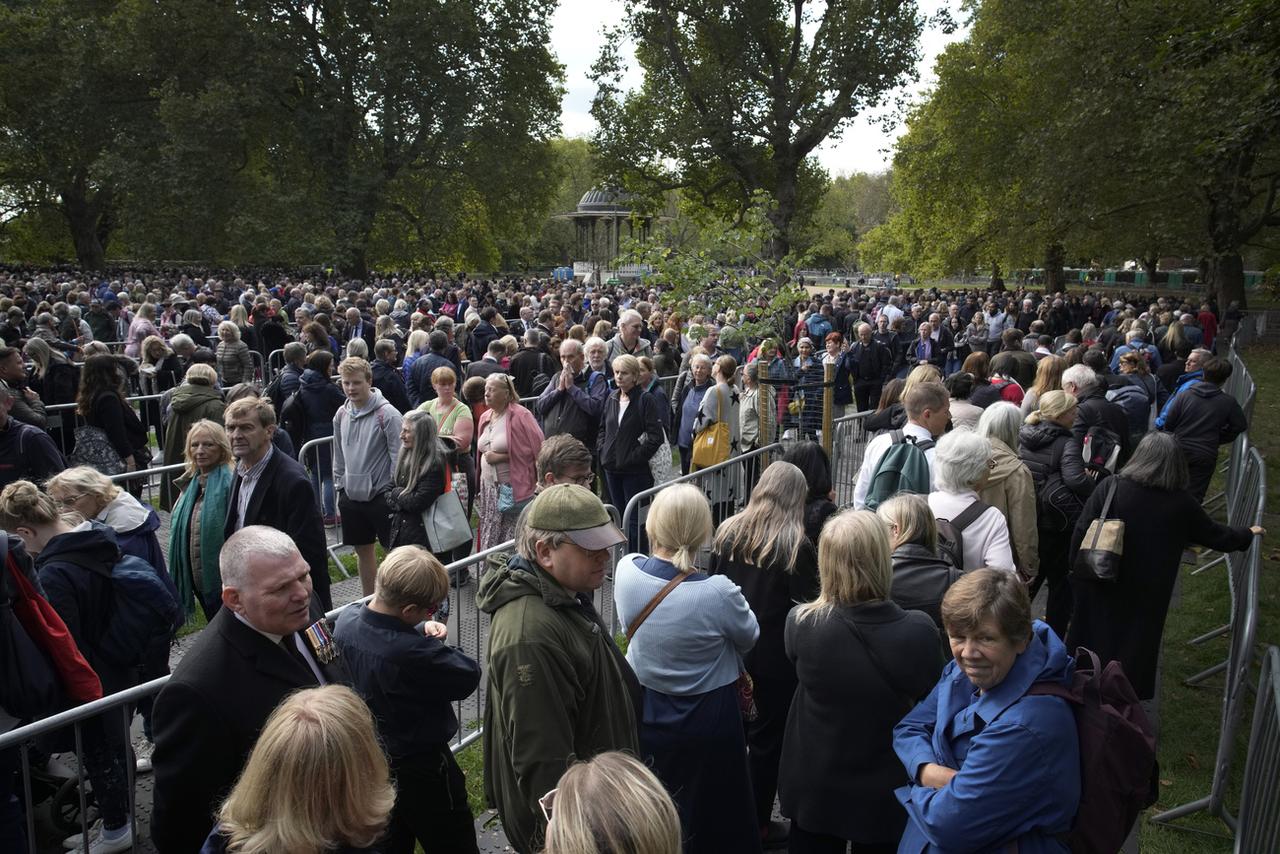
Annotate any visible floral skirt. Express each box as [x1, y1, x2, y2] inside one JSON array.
[[477, 477, 517, 553]]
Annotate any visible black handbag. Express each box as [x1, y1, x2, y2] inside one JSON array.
[[1072, 478, 1124, 583]]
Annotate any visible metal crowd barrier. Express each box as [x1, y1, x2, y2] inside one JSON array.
[[249, 350, 265, 386], [0, 536, 520, 854], [267, 348, 285, 380], [831, 410, 874, 506], [45, 394, 167, 459], [297, 436, 353, 579], [1234, 646, 1280, 854], [1192, 435, 1260, 577]]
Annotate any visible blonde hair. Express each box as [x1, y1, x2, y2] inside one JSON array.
[[1026, 389, 1077, 425], [0, 480, 63, 530], [712, 462, 808, 573], [542, 752, 681, 854], [141, 334, 172, 366], [45, 467, 121, 513], [876, 493, 937, 552], [1030, 354, 1065, 397], [182, 419, 234, 480], [338, 356, 373, 381], [904, 364, 942, 396], [611, 354, 641, 379], [218, 320, 241, 342], [216, 685, 395, 854], [375, 546, 449, 611], [185, 363, 218, 386], [714, 354, 737, 383], [793, 510, 891, 623], [645, 484, 712, 573]]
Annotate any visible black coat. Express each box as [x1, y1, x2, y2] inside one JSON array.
[[889, 543, 962, 629], [1160, 381, 1246, 461], [1072, 387, 1132, 465], [385, 461, 447, 552], [372, 358, 412, 414], [778, 601, 942, 843], [1067, 477, 1253, 699], [151, 605, 348, 854], [708, 541, 819, 680], [1017, 421, 1096, 524], [223, 449, 331, 609], [597, 389, 663, 473]]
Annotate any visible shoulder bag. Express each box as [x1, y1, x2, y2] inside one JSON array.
[[424, 462, 473, 553], [1072, 478, 1123, 583], [690, 386, 731, 470], [625, 559, 758, 721]]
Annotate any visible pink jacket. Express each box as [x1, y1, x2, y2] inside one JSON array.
[[478, 403, 543, 503]]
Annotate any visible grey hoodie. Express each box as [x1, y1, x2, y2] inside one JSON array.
[[332, 388, 403, 501]]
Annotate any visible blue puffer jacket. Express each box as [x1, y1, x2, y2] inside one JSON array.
[[892, 621, 1080, 854]]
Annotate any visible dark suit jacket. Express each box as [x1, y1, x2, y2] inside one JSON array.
[[224, 449, 331, 609], [150, 606, 349, 854]]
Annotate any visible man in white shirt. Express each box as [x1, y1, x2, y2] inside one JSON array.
[[853, 382, 951, 509]]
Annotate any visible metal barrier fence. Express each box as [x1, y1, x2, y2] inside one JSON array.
[[297, 436, 353, 578], [831, 410, 874, 506], [0, 534, 521, 854], [44, 394, 167, 460], [1234, 645, 1280, 854]]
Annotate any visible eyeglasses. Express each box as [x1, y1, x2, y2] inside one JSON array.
[[56, 494, 86, 507], [539, 787, 557, 822]]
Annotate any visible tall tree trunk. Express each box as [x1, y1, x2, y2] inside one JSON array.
[[59, 175, 111, 270], [1140, 255, 1159, 288], [1212, 252, 1247, 311], [1207, 186, 1249, 309], [766, 168, 798, 261], [990, 261, 1004, 291], [1044, 243, 1066, 293]]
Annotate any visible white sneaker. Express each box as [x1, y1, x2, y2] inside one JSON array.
[[134, 756, 152, 774], [63, 821, 102, 850], [88, 825, 133, 854]]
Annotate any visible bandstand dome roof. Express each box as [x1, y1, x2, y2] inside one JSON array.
[[576, 188, 634, 214]]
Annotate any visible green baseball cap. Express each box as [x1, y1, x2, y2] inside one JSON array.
[[526, 484, 625, 551]]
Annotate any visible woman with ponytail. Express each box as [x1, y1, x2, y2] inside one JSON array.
[[613, 483, 762, 854]]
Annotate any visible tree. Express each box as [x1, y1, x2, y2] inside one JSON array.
[[590, 0, 930, 258], [0, 0, 156, 268], [800, 171, 896, 269]]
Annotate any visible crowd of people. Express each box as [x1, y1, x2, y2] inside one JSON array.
[[0, 265, 1264, 854]]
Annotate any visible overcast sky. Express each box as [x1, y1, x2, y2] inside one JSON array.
[[549, 0, 967, 177]]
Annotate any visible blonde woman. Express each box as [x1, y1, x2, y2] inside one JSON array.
[[475, 373, 543, 550], [216, 321, 254, 385], [541, 752, 681, 854], [228, 304, 261, 358], [204, 685, 395, 854], [779, 510, 942, 853], [614, 483, 761, 854], [877, 494, 961, 629], [1021, 354, 1065, 417], [46, 466, 167, 574], [167, 420, 235, 619], [421, 365, 474, 512], [709, 462, 818, 845]]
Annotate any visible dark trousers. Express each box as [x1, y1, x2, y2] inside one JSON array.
[[853, 381, 882, 413], [680, 446, 693, 476], [790, 824, 898, 854], [604, 469, 653, 553], [386, 746, 478, 854], [746, 673, 796, 828], [81, 713, 130, 831], [1187, 453, 1218, 505], [1033, 527, 1073, 637], [0, 749, 25, 853]]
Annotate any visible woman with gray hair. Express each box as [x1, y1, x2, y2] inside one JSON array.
[[927, 429, 1014, 572], [976, 403, 1039, 579], [216, 320, 254, 385]]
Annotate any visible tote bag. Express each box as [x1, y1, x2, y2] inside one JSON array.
[[1072, 478, 1124, 583], [423, 463, 473, 553], [690, 386, 730, 470]]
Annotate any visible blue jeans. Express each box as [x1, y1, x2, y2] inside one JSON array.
[[306, 442, 337, 517], [944, 356, 963, 377]]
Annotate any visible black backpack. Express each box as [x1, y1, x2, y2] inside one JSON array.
[[96, 555, 183, 669], [263, 370, 286, 414], [1037, 471, 1086, 533], [935, 499, 989, 570], [279, 390, 308, 449]]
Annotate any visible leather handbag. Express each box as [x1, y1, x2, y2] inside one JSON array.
[[1072, 478, 1124, 583], [690, 386, 730, 470], [423, 463, 473, 553]]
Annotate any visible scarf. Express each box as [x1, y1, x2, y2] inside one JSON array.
[[169, 465, 233, 615]]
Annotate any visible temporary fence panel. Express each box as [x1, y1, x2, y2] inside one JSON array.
[[297, 436, 353, 578], [1194, 435, 1261, 577], [45, 394, 167, 459], [756, 363, 837, 455], [267, 348, 285, 381], [1234, 646, 1280, 854], [831, 411, 874, 506]]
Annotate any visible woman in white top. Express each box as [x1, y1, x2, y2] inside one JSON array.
[[927, 429, 1014, 572]]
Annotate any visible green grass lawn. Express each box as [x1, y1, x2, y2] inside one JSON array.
[[1138, 341, 1280, 852]]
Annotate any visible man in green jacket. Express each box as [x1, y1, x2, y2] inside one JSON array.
[[477, 484, 639, 854]]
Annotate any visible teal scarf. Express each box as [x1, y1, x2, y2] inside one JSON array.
[[168, 465, 233, 615]]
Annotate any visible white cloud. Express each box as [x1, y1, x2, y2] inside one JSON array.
[[549, 0, 967, 174]]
